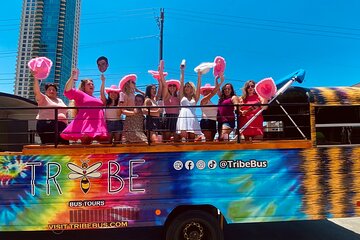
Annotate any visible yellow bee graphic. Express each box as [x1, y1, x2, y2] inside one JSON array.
[[67, 160, 102, 194]]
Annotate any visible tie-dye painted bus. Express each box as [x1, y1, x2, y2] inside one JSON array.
[[1, 70, 360, 240]]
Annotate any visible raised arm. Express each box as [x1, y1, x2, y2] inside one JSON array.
[[156, 81, 162, 101], [32, 73, 45, 103], [179, 65, 185, 100], [194, 71, 202, 103], [135, 87, 145, 96], [64, 69, 78, 92], [156, 79, 164, 101], [100, 74, 106, 105], [217, 76, 222, 97], [160, 75, 169, 102], [159, 67, 171, 103], [200, 74, 224, 105]]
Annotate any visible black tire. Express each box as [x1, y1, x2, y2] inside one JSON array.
[[165, 210, 224, 240]]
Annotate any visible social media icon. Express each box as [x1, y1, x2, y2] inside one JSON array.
[[196, 160, 206, 170], [219, 160, 227, 169], [173, 160, 183, 170], [208, 160, 217, 169], [185, 160, 194, 170]]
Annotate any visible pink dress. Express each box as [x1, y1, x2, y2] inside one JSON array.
[[239, 94, 264, 137], [61, 88, 109, 141]]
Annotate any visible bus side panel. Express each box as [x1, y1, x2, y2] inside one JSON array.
[[1, 147, 359, 231], [0, 153, 176, 231], [165, 149, 308, 223], [162, 147, 360, 223]]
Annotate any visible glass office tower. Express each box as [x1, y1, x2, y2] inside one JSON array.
[[14, 0, 81, 101]]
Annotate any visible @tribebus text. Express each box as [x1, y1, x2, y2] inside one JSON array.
[[219, 159, 268, 169]]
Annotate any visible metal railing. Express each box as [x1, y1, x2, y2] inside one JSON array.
[[0, 102, 311, 150]]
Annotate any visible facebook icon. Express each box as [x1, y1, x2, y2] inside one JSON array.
[[185, 160, 194, 170]]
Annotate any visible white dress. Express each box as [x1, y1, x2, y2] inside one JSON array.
[[176, 97, 202, 135]]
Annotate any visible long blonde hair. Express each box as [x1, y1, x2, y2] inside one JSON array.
[[123, 81, 133, 95], [184, 81, 196, 99], [241, 80, 256, 100]]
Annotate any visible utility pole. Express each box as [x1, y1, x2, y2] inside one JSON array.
[[159, 8, 164, 61]]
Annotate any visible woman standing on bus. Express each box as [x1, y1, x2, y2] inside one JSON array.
[[32, 74, 68, 144], [217, 83, 239, 141], [158, 64, 181, 142], [122, 93, 148, 143], [103, 85, 123, 144], [144, 84, 161, 143], [176, 66, 203, 142], [61, 69, 109, 144], [120, 74, 147, 143], [239, 80, 268, 141], [200, 74, 224, 141]]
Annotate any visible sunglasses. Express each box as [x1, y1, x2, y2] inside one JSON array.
[[168, 84, 176, 87], [247, 84, 255, 89]]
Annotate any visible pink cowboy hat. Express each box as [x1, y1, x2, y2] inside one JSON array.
[[166, 79, 180, 89], [27, 57, 53, 80], [213, 56, 226, 77], [194, 62, 216, 74], [119, 74, 137, 91], [255, 77, 277, 100], [148, 70, 168, 80], [200, 83, 216, 95], [105, 85, 121, 94]]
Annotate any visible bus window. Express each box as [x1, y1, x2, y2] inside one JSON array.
[[263, 87, 311, 140], [315, 105, 360, 145]]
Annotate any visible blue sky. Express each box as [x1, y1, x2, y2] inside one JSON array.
[[1, 0, 360, 96]]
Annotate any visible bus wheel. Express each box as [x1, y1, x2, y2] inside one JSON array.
[[165, 210, 223, 240]]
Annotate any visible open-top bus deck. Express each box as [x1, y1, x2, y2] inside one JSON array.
[[1, 70, 360, 240]]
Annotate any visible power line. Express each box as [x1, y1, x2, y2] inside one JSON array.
[[170, 11, 360, 37], [0, 34, 159, 58], [168, 15, 360, 41], [168, 8, 360, 32], [0, 8, 157, 27], [79, 34, 158, 48], [166, 9, 360, 40], [82, 7, 158, 16]]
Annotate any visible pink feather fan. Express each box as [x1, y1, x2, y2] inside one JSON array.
[[27, 57, 53, 80], [255, 77, 277, 100]]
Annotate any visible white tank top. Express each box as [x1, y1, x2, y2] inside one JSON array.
[[105, 108, 120, 121]]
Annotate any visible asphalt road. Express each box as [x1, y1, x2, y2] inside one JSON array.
[[1, 219, 359, 240]]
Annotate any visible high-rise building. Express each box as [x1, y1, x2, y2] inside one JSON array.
[[14, 0, 81, 101]]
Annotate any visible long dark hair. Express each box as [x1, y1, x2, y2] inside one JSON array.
[[106, 92, 119, 106], [219, 83, 235, 104], [145, 84, 157, 99]]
